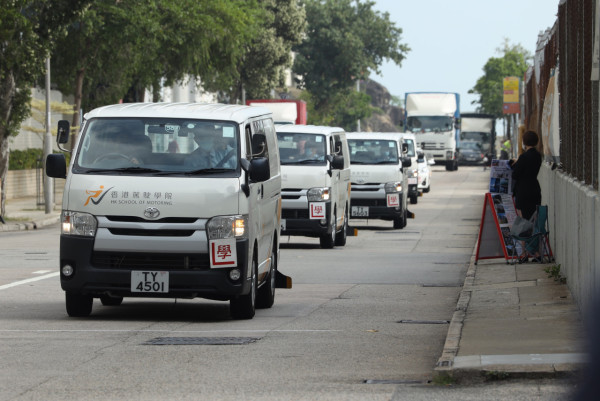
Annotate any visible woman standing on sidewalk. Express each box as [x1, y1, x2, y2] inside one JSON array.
[[509, 130, 542, 263]]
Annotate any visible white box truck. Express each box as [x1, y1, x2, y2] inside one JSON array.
[[404, 92, 461, 171], [46, 103, 290, 320]]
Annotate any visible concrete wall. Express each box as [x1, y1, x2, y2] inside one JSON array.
[[539, 164, 600, 314], [3, 169, 64, 200]]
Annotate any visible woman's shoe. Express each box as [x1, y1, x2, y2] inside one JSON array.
[[518, 255, 528, 264], [531, 256, 543, 263]]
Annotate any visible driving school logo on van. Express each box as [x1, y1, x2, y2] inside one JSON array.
[[84, 186, 113, 206]]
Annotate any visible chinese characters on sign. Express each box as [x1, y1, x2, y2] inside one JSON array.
[[310, 202, 326, 219], [210, 239, 238, 268]]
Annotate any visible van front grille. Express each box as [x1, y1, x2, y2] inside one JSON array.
[[92, 252, 210, 270]]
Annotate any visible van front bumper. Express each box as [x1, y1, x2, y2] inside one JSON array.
[[280, 203, 332, 237], [349, 197, 404, 221], [58, 236, 251, 301]]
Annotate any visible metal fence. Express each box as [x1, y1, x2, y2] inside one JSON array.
[[523, 0, 598, 190]]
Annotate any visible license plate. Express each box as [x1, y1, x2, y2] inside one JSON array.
[[131, 271, 169, 293], [408, 178, 417, 185], [351, 206, 369, 217]]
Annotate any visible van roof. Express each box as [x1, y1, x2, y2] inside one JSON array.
[[275, 124, 344, 135], [345, 132, 404, 141], [84, 102, 273, 123]]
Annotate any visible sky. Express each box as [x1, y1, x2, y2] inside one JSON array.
[[370, 0, 560, 112]]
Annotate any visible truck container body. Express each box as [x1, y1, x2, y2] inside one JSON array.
[[246, 99, 307, 125]]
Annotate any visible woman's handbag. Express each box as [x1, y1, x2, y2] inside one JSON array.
[[510, 215, 535, 237]]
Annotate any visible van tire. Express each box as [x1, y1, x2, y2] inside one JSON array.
[[100, 295, 123, 306], [256, 248, 276, 309], [65, 292, 93, 317], [423, 185, 430, 193], [334, 208, 348, 246], [230, 259, 257, 319], [320, 213, 336, 249], [410, 193, 418, 204]]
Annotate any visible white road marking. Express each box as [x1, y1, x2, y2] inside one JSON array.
[[0, 272, 59, 290], [0, 329, 340, 333], [33, 270, 52, 274]]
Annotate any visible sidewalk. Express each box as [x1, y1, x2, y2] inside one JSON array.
[[0, 196, 61, 232], [436, 252, 587, 382]]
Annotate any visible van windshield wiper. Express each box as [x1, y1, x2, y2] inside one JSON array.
[[373, 160, 397, 165], [281, 159, 324, 165], [184, 168, 232, 175], [84, 167, 162, 174]]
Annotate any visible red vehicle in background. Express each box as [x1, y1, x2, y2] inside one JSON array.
[[246, 99, 307, 125]]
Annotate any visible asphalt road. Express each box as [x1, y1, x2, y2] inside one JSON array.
[[0, 166, 577, 400]]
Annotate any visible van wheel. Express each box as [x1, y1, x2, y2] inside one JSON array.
[[423, 185, 430, 193], [256, 248, 276, 309], [320, 213, 336, 249], [334, 208, 348, 246], [410, 193, 418, 204], [65, 292, 93, 317], [100, 295, 123, 306], [393, 217, 403, 229], [230, 259, 257, 319]]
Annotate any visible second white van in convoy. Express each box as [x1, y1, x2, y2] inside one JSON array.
[[346, 132, 411, 229], [276, 125, 351, 248]]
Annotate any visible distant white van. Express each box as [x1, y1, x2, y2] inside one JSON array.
[[346, 132, 412, 229], [398, 132, 420, 204], [276, 125, 351, 248], [46, 103, 289, 320]]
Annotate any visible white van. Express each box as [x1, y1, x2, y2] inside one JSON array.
[[46, 103, 289, 320], [416, 147, 433, 193], [275, 125, 351, 248], [398, 132, 420, 204], [346, 132, 412, 229]]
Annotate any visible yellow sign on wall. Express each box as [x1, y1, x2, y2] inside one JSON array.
[[503, 76, 520, 114]]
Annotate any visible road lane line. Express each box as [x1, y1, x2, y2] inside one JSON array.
[[0, 272, 59, 290], [0, 329, 340, 333]]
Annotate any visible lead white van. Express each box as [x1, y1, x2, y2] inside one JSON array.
[[275, 125, 351, 248], [46, 103, 289, 320], [346, 132, 412, 229]]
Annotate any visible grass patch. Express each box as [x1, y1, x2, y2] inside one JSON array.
[[544, 264, 567, 284], [432, 372, 456, 386]]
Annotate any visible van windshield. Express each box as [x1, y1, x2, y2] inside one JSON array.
[[348, 139, 399, 164], [276, 133, 327, 165], [74, 118, 239, 175]]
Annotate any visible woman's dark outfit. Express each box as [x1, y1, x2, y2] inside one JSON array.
[[510, 148, 542, 220]]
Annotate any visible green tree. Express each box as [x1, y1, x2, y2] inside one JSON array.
[[223, 0, 306, 101], [469, 40, 531, 117], [293, 0, 408, 127], [0, 0, 90, 216]]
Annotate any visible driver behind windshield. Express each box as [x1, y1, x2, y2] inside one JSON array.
[[184, 125, 236, 169]]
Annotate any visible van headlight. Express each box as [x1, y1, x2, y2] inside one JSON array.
[[384, 182, 402, 193], [207, 215, 248, 239], [61, 211, 97, 236], [307, 187, 331, 202]]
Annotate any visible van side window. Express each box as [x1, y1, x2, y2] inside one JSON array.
[[245, 125, 252, 160], [251, 120, 269, 159], [334, 135, 344, 156]]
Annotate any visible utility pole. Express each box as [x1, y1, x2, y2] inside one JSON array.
[[43, 57, 53, 214], [356, 79, 361, 132]]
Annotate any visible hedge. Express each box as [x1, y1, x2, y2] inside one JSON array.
[[9, 149, 70, 170]]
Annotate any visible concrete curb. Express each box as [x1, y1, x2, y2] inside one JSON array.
[[0, 215, 60, 232]]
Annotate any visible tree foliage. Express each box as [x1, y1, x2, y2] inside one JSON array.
[[293, 0, 409, 126], [0, 0, 91, 215], [469, 40, 531, 117]]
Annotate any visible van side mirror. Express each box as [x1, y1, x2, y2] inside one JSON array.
[[454, 117, 461, 129], [249, 157, 270, 182], [46, 154, 67, 179], [402, 157, 412, 168], [330, 155, 344, 170], [57, 120, 70, 144]]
